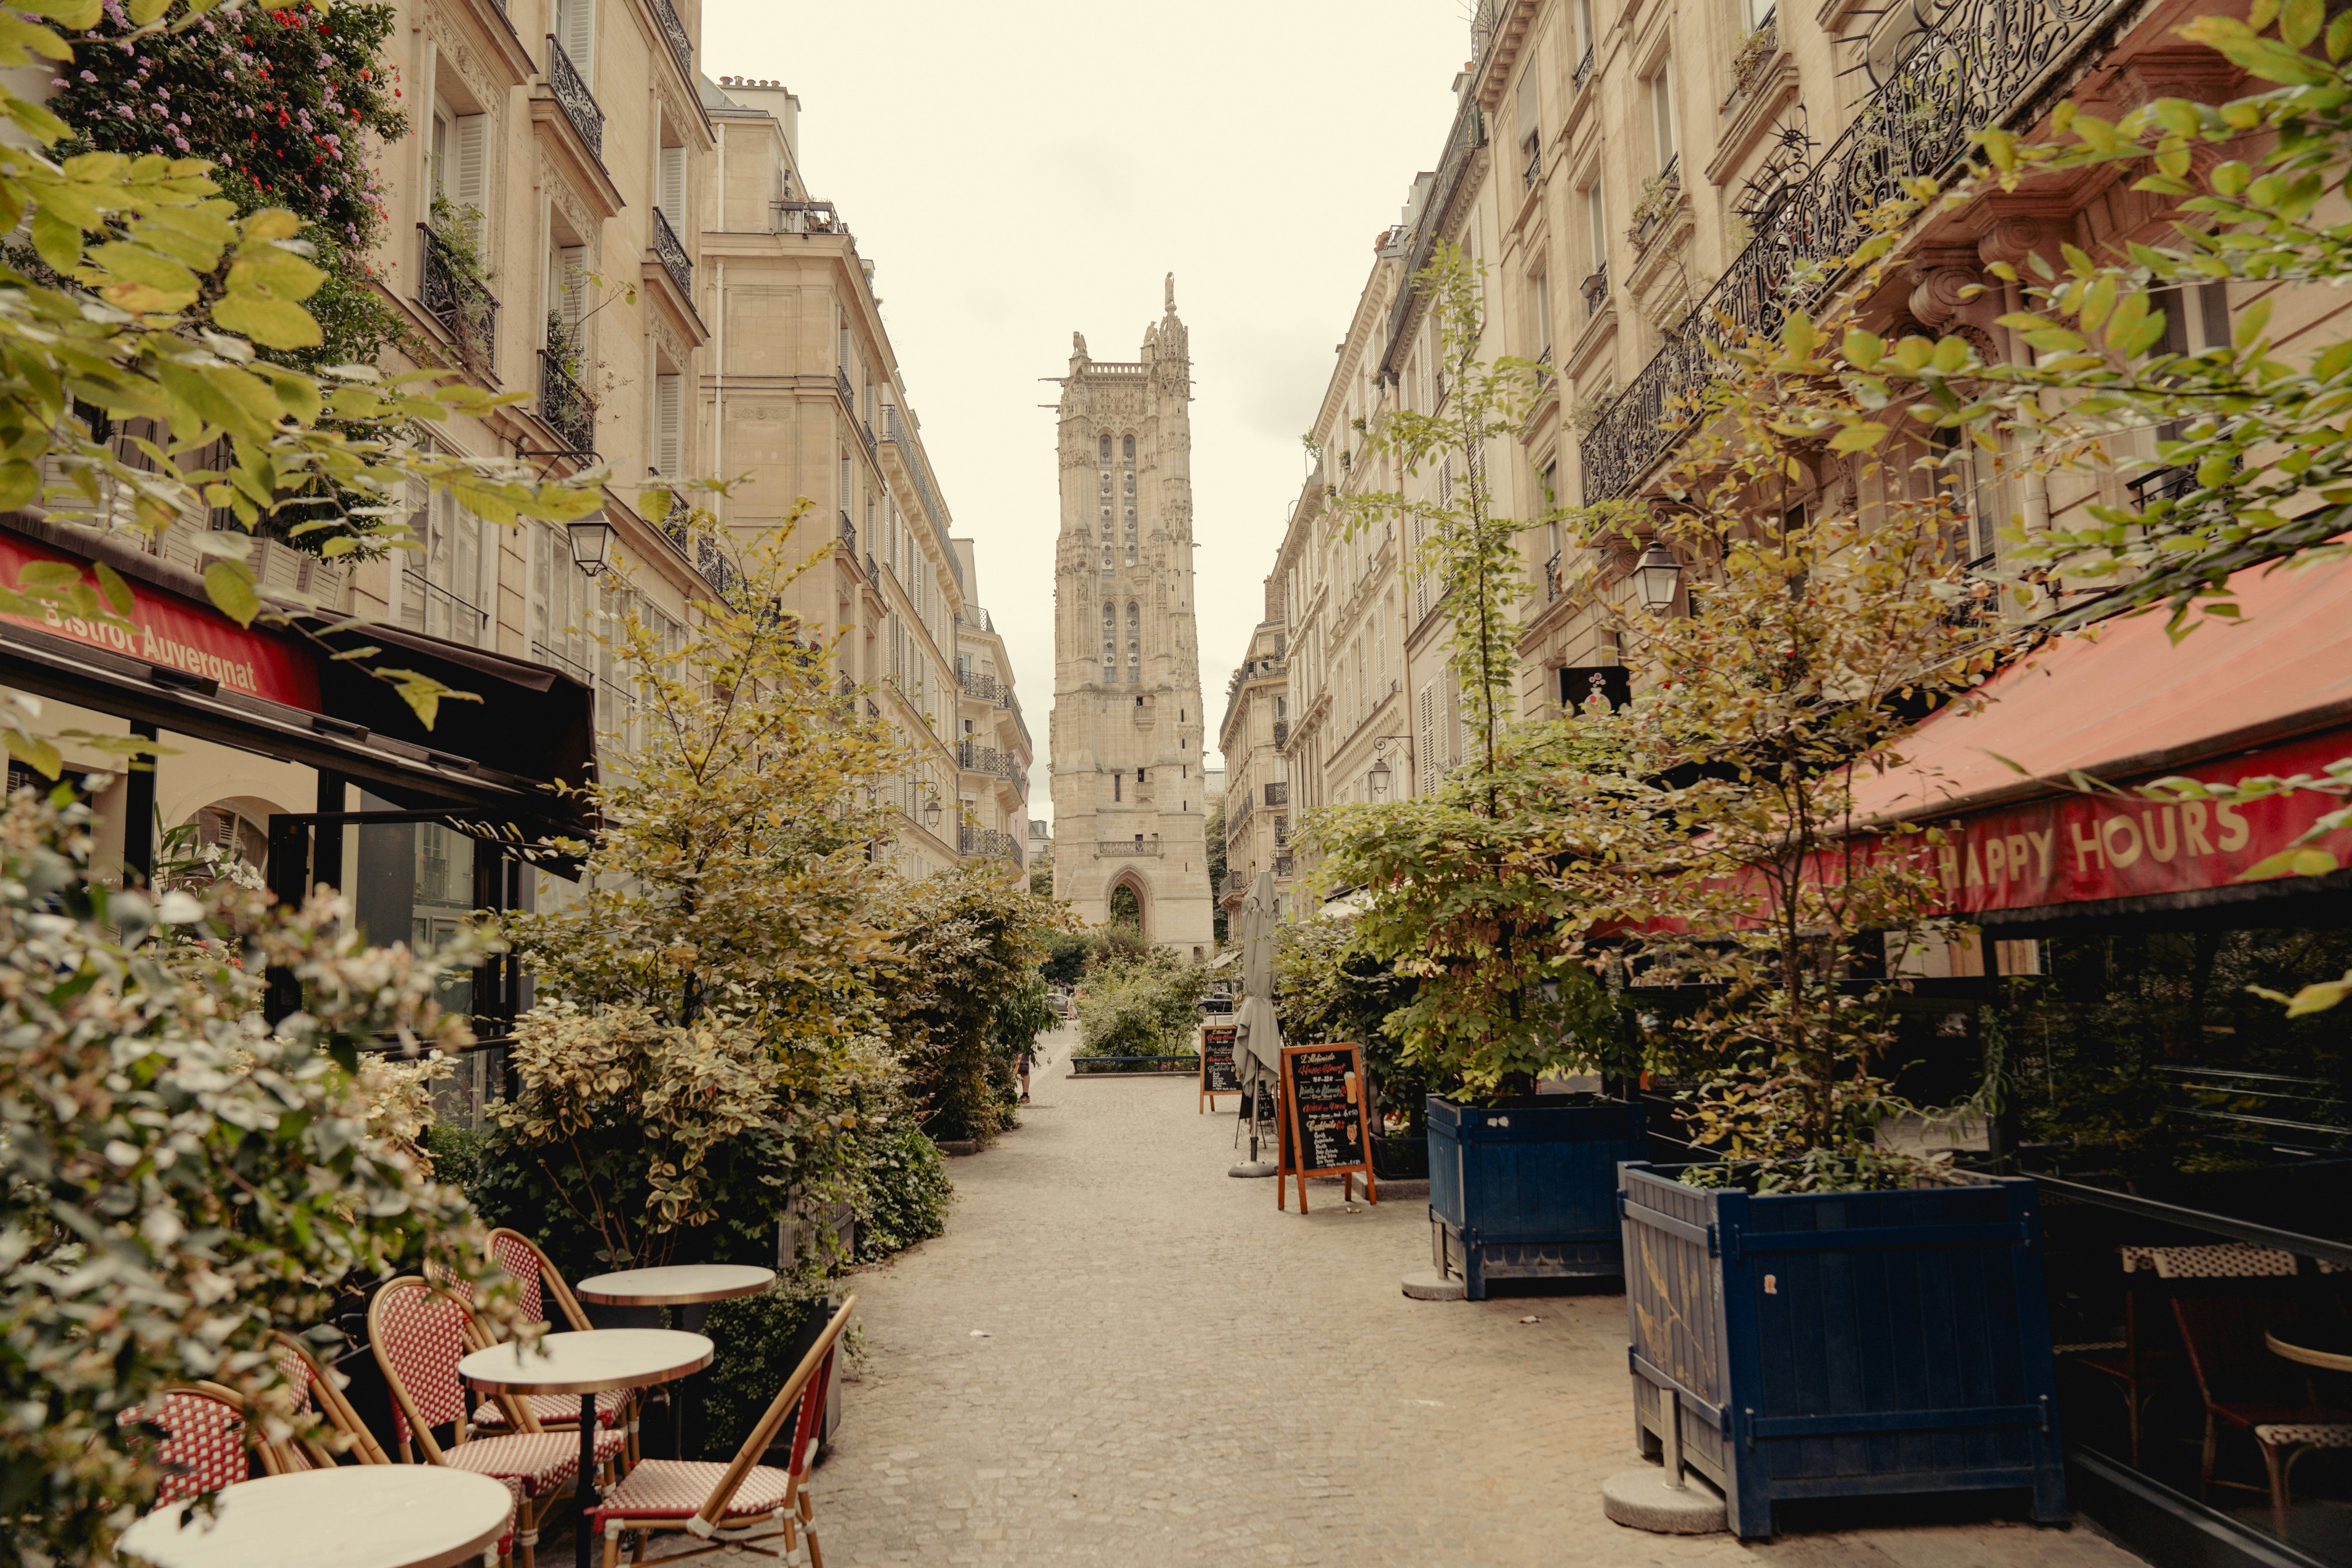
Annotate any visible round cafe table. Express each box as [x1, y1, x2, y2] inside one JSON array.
[[117, 1465, 512, 1568], [575, 1265, 774, 1460], [2269, 1325, 2352, 1373], [459, 1329, 711, 1568]]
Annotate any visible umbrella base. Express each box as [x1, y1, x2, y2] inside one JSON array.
[[1227, 1161, 1278, 1178]]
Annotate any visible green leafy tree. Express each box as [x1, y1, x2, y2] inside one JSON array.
[[1073, 949, 1205, 1059], [0, 788, 519, 1566]]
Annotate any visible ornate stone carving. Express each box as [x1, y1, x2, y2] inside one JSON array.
[[538, 152, 597, 249], [1908, 266, 1980, 331]]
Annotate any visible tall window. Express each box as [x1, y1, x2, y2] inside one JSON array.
[[1097, 434, 1114, 571], [1650, 61, 1679, 173], [1516, 74, 1541, 188], [1125, 601, 1140, 683], [1121, 435, 1137, 564], [1101, 601, 1115, 675], [656, 145, 685, 230], [653, 373, 682, 477], [1531, 268, 1552, 360], [1578, 0, 1595, 55], [1585, 183, 1607, 283], [554, 0, 593, 73], [405, 481, 487, 646], [430, 108, 486, 235]]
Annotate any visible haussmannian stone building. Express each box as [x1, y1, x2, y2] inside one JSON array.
[[1047, 280, 1214, 960]]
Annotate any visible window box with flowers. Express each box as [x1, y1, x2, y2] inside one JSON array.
[[1626, 160, 1683, 253]]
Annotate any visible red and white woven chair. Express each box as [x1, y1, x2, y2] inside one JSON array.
[[118, 1383, 252, 1507], [587, 1296, 854, 1568], [473, 1231, 635, 1461], [372, 1276, 625, 1568]]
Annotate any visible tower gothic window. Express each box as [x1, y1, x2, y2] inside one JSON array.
[[1097, 433, 1114, 571], [1126, 601, 1140, 682], [1121, 436, 1138, 564], [1101, 602, 1115, 673]]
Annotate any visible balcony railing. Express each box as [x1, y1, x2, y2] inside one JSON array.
[[880, 404, 951, 543], [958, 738, 1011, 777], [959, 825, 1023, 867], [1380, 99, 1486, 379], [1582, 265, 1608, 319], [1629, 155, 1681, 253], [1274, 854, 1295, 878], [1544, 550, 1564, 602], [960, 670, 1011, 708], [650, 208, 691, 296], [838, 511, 856, 557], [1522, 135, 1542, 192], [1264, 782, 1289, 807], [1573, 42, 1595, 89], [538, 350, 594, 457], [773, 199, 843, 235], [417, 223, 497, 379], [646, 0, 691, 75], [1098, 840, 1164, 858], [543, 38, 604, 159], [960, 605, 995, 633], [1581, 0, 2117, 503]]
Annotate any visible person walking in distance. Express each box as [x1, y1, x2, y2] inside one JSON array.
[[1018, 1045, 1033, 1104]]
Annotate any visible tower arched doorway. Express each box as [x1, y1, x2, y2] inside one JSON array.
[[1107, 871, 1148, 941]]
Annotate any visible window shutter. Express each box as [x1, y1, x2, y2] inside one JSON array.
[[657, 146, 686, 229], [559, 247, 586, 330], [654, 374, 682, 476], [560, 0, 593, 75], [1416, 683, 1436, 790], [452, 115, 488, 233]]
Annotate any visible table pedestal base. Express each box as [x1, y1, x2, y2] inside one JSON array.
[[576, 1394, 596, 1568]]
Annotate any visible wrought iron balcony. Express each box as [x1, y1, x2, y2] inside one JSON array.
[[838, 511, 856, 556], [537, 349, 593, 457], [836, 366, 854, 412], [1544, 549, 1564, 603], [960, 670, 1011, 707], [417, 223, 497, 379], [1573, 42, 1595, 89], [960, 605, 995, 633], [1522, 134, 1542, 192], [543, 37, 604, 159], [1274, 854, 1295, 878], [1581, 0, 2115, 504], [1582, 265, 1608, 319], [959, 825, 1023, 866], [773, 199, 842, 235], [646, 0, 691, 75], [1264, 782, 1288, 807], [651, 208, 691, 296], [1098, 840, 1164, 858]]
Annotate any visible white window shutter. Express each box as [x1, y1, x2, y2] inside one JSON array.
[[453, 115, 488, 230], [560, 247, 586, 330], [560, 0, 593, 75], [658, 146, 685, 229], [655, 374, 682, 476], [1417, 683, 1436, 790]]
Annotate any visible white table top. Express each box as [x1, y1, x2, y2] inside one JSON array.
[[574, 1263, 776, 1307], [459, 1329, 712, 1396], [117, 1466, 511, 1568]]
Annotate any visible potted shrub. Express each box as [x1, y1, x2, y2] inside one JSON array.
[[1569, 303, 2063, 1533], [1304, 243, 1651, 1294]]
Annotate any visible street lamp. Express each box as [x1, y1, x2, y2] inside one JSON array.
[[1632, 541, 1682, 613], [923, 797, 943, 834], [1368, 755, 1391, 799], [567, 515, 616, 579]]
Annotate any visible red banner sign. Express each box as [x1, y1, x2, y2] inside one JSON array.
[[1926, 726, 2352, 914], [0, 530, 320, 711]]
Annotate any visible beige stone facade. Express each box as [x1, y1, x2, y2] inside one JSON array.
[[1215, 610, 1295, 921], [1255, 0, 2308, 904], [1047, 285, 1214, 958], [693, 77, 1024, 878]]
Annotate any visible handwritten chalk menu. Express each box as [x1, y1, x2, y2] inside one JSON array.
[[1199, 1025, 1241, 1109], [1275, 1044, 1378, 1213]]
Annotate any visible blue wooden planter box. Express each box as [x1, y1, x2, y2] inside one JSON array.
[[1425, 1095, 1645, 1299], [1618, 1162, 2066, 1539]]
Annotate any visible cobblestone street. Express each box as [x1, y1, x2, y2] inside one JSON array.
[[798, 1032, 2147, 1566]]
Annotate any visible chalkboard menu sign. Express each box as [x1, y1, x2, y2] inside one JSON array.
[[1276, 1044, 1378, 1212], [1199, 1025, 1241, 1111]]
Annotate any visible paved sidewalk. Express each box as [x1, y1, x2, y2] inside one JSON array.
[[797, 1031, 2144, 1566]]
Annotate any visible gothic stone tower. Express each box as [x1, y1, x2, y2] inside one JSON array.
[[1048, 276, 1214, 958]]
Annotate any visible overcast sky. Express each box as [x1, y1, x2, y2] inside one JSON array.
[[700, 2, 1473, 824]]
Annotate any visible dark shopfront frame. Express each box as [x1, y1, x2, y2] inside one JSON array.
[[0, 514, 597, 1056]]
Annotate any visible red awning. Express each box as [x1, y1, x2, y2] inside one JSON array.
[[1849, 557, 2352, 920]]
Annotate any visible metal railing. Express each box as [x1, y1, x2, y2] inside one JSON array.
[[1098, 840, 1164, 858], [880, 404, 954, 560], [1630, 155, 1681, 252], [1582, 265, 1608, 319], [1379, 99, 1486, 379], [960, 605, 995, 633], [1580, 0, 2119, 503], [1274, 854, 1295, 878], [538, 350, 594, 457], [958, 825, 1023, 866], [1264, 782, 1289, 807], [1573, 42, 1595, 88], [957, 738, 1008, 776], [1544, 550, 1564, 602], [646, 0, 691, 75], [773, 199, 843, 235], [418, 224, 497, 379], [650, 208, 691, 296], [1534, 344, 1553, 389], [836, 366, 854, 411], [838, 511, 856, 557], [960, 670, 1011, 707], [1522, 135, 1542, 191], [543, 38, 604, 158]]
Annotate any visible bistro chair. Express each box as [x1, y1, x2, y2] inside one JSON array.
[[118, 1383, 253, 1506], [2063, 1249, 2190, 1467], [474, 1230, 637, 1460], [2172, 1292, 2352, 1538], [371, 1275, 626, 1568], [586, 1295, 855, 1568]]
